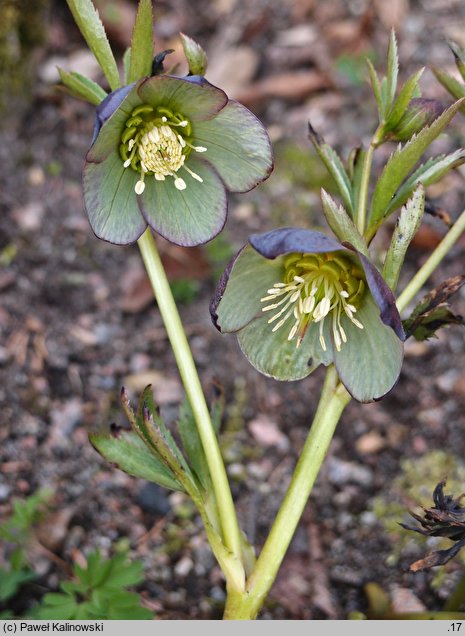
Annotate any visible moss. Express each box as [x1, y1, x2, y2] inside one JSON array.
[[0, 0, 50, 115]]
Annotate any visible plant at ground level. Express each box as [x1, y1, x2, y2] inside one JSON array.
[[61, 1, 465, 619]]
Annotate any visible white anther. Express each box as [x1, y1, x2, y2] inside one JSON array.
[[123, 159, 131, 168], [135, 180, 145, 195], [174, 177, 187, 190], [184, 165, 204, 182]]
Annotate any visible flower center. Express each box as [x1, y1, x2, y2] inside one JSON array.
[[261, 252, 366, 352], [120, 104, 207, 194]]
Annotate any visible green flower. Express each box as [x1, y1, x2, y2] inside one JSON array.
[[210, 228, 405, 402], [84, 75, 273, 246]]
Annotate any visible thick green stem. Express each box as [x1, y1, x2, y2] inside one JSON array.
[[223, 366, 351, 619], [356, 126, 383, 234], [137, 229, 243, 569], [396, 207, 465, 313]]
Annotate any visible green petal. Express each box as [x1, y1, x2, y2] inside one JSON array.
[[213, 245, 284, 333], [83, 153, 147, 244], [137, 75, 227, 122], [138, 157, 227, 246], [193, 101, 273, 192], [333, 295, 403, 402], [87, 85, 143, 163], [237, 315, 333, 380]]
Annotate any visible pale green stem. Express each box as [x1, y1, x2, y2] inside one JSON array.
[[356, 126, 384, 234], [396, 207, 465, 313], [223, 366, 352, 620], [137, 229, 243, 568]]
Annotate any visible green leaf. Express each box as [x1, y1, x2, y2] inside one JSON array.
[[180, 33, 208, 76], [66, 0, 120, 91], [385, 30, 399, 113], [403, 275, 465, 340], [383, 149, 465, 219], [368, 98, 465, 231], [193, 100, 273, 193], [308, 124, 354, 214], [383, 185, 424, 290], [89, 429, 182, 491], [431, 68, 465, 114], [449, 40, 465, 82], [0, 568, 36, 601], [213, 245, 284, 334], [58, 68, 107, 105], [366, 58, 384, 120], [127, 0, 153, 83], [384, 68, 424, 131], [177, 397, 212, 491], [37, 595, 79, 619], [320, 189, 368, 256], [333, 294, 404, 402]]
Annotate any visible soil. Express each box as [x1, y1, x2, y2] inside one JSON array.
[[1, 0, 465, 620]]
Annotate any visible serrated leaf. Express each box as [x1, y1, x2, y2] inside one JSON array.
[[403, 275, 465, 340], [449, 40, 465, 82], [383, 149, 465, 220], [141, 409, 200, 498], [405, 305, 464, 341], [383, 185, 424, 290], [178, 397, 212, 491], [58, 68, 107, 105], [386, 30, 399, 113], [127, 0, 153, 83], [320, 189, 368, 256], [431, 68, 465, 114], [308, 123, 354, 214], [180, 32, 208, 76], [66, 0, 120, 91], [89, 429, 182, 491], [366, 58, 384, 120], [384, 68, 424, 131], [368, 98, 465, 232]]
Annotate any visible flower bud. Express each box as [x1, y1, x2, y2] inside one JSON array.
[[390, 98, 444, 141]]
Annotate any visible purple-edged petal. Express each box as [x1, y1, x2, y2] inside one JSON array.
[[333, 294, 404, 402], [83, 152, 147, 244], [87, 83, 144, 163], [193, 100, 273, 192], [249, 227, 345, 259], [138, 156, 227, 247], [356, 252, 405, 340], [250, 228, 405, 340], [211, 245, 284, 333], [91, 82, 136, 146], [137, 75, 228, 123]]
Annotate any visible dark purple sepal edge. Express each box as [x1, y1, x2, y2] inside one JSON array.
[[249, 228, 405, 341], [91, 82, 137, 146], [209, 246, 246, 331], [249, 227, 344, 258], [354, 250, 406, 341]]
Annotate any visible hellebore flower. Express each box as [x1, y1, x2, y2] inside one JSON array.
[[84, 75, 273, 246], [210, 227, 405, 402], [400, 480, 465, 571]]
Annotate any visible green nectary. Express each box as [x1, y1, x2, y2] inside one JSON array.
[[119, 103, 207, 194], [261, 252, 366, 352]]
